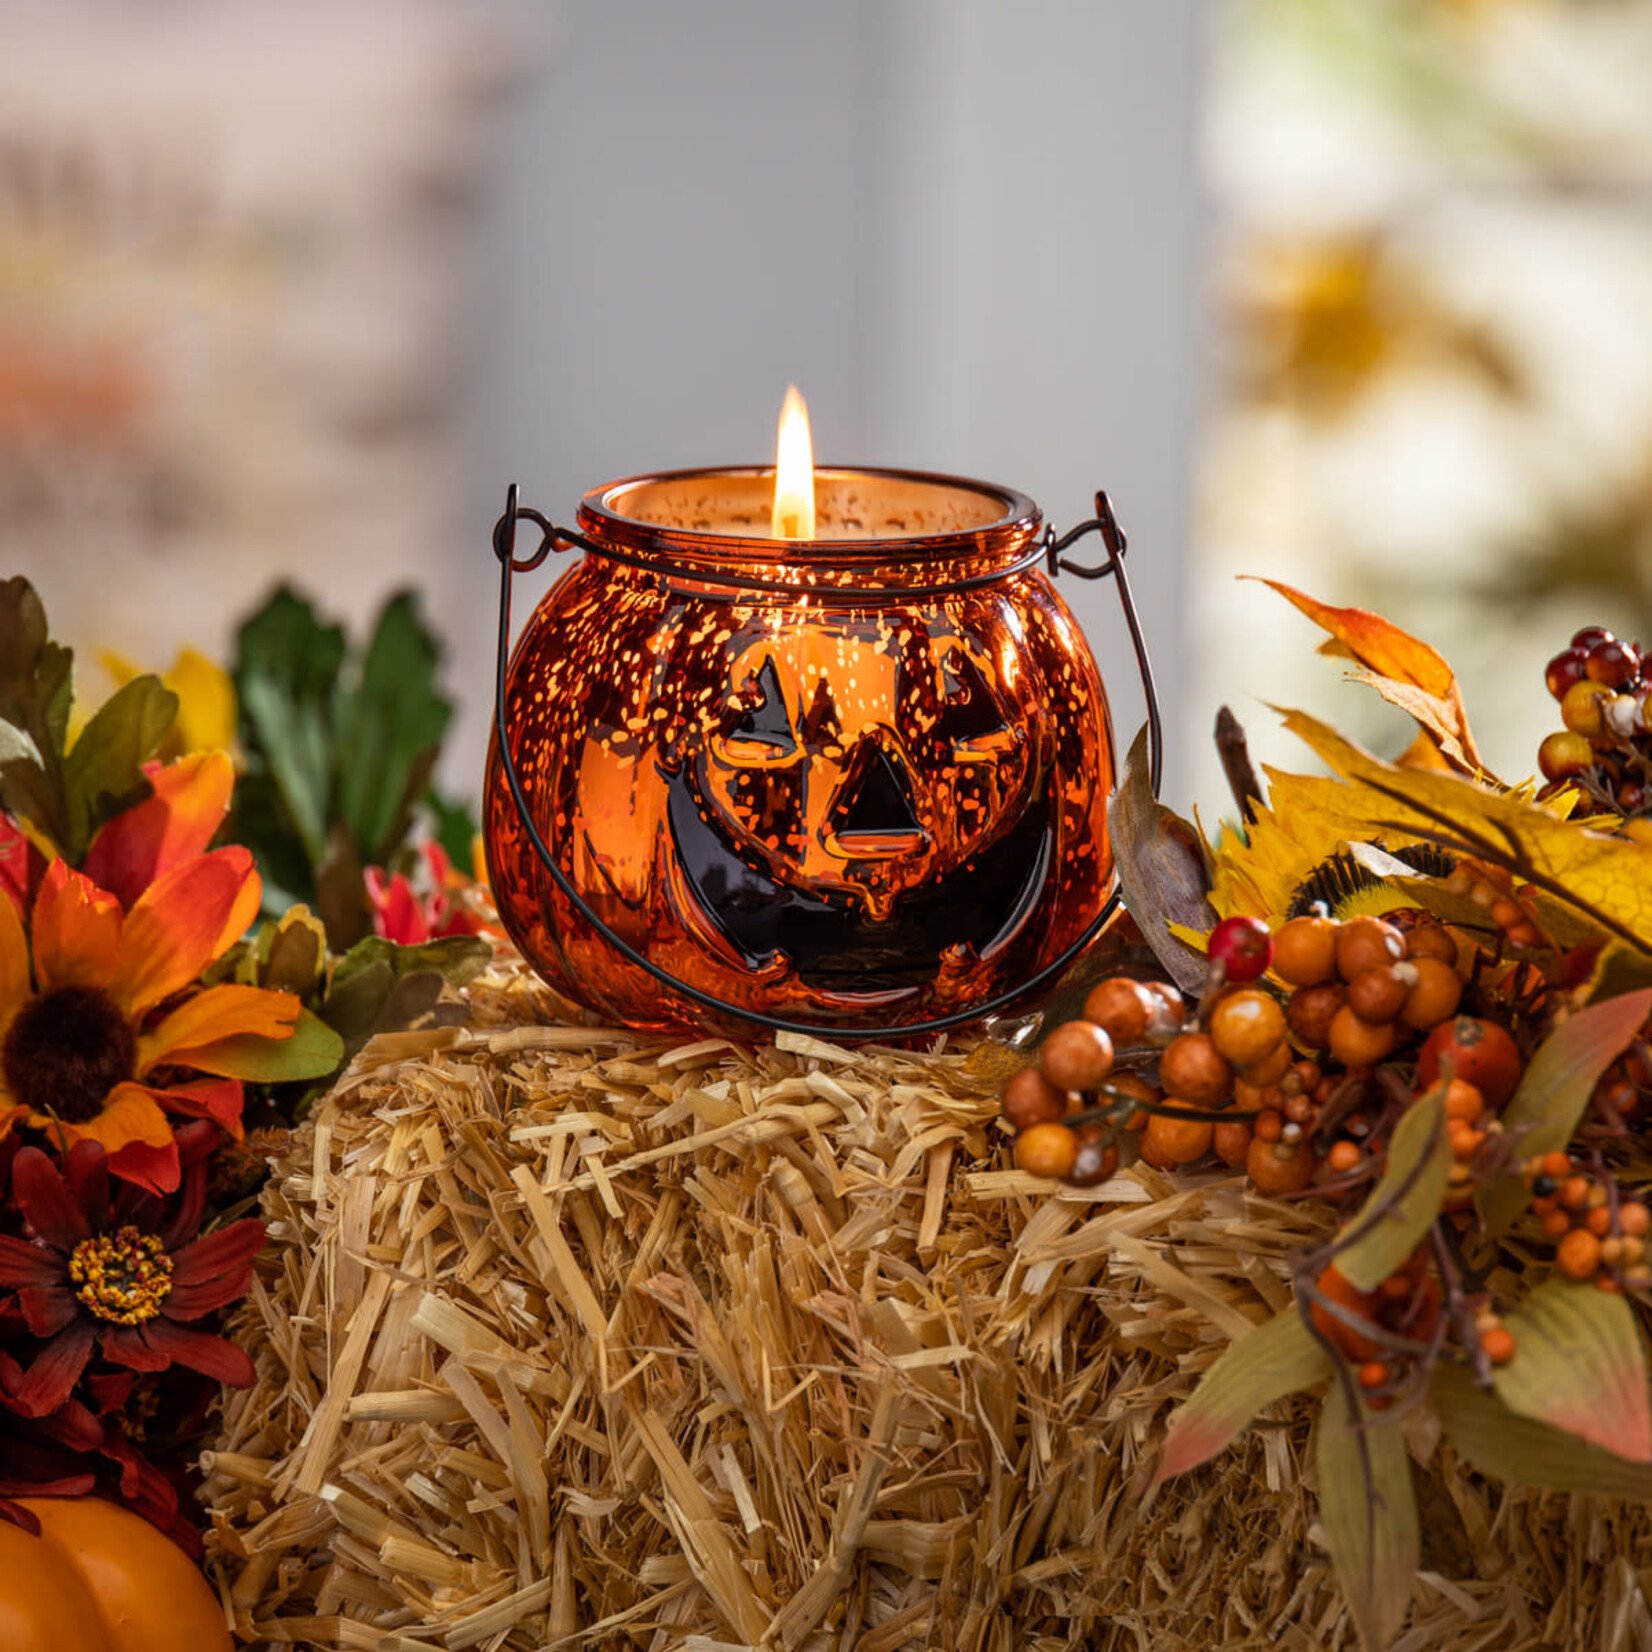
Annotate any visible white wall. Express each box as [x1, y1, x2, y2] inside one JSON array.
[[459, 0, 1208, 804]]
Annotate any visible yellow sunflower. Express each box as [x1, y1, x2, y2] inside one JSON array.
[[0, 850, 309, 1195], [1204, 767, 1436, 923]]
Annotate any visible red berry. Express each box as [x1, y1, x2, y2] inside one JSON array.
[[1545, 646, 1591, 701], [1208, 916, 1273, 983], [1571, 626, 1615, 650], [1586, 639, 1641, 690], [1417, 1016, 1523, 1110]]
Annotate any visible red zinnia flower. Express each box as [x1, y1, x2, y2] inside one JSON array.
[[0, 1139, 262, 1418]]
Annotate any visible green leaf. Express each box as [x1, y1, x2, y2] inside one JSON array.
[[238, 671, 331, 865], [1434, 1363, 1652, 1500], [333, 933, 490, 988], [333, 593, 451, 865], [1478, 987, 1652, 1235], [1335, 1084, 1450, 1292], [61, 674, 177, 859], [1108, 723, 1214, 994], [196, 1007, 344, 1083], [230, 587, 347, 873], [0, 576, 74, 842], [319, 958, 397, 1051], [425, 786, 479, 869], [1491, 1277, 1652, 1462], [1315, 1380, 1418, 1651], [1151, 1308, 1331, 1486], [1581, 944, 1652, 1005], [255, 906, 328, 999]]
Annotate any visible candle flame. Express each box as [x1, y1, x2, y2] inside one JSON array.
[[771, 384, 816, 540]]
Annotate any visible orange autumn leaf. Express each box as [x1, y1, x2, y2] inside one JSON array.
[[1251, 578, 1492, 779]]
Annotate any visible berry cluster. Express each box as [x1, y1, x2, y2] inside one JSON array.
[[1525, 1152, 1652, 1290], [1001, 910, 1473, 1200], [1539, 626, 1652, 833]]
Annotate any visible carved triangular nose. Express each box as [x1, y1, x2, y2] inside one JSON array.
[[829, 740, 925, 855]]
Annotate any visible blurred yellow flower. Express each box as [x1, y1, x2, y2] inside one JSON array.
[[100, 647, 237, 762]]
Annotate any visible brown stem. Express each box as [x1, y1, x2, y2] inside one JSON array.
[[1215, 705, 1265, 825]]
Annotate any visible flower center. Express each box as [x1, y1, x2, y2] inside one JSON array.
[[1, 986, 136, 1122], [68, 1226, 174, 1325]]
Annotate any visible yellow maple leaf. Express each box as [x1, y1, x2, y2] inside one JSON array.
[[1282, 709, 1652, 954]]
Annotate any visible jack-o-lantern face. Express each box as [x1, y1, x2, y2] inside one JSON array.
[[660, 616, 1055, 992]]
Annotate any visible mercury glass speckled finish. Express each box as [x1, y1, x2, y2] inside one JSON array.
[[484, 467, 1116, 1035]]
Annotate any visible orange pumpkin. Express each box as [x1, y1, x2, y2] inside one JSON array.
[[0, 1497, 231, 1652]]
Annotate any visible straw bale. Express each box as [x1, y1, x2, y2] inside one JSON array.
[[206, 962, 1652, 1649]]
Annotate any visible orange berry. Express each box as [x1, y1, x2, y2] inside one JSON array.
[[1345, 964, 1411, 1025], [1246, 1136, 1314, 1195], [1015, 1123, 1079, 1179], [1082, 977, 1156, 1046], [1001, 1068, 1068, 1131], [1040, 1020, 1116, 1092], [1335, 916, 1406, 981], [1540, 1152, 1573, 1179], [1287, 983, 1345, 1050], [1358, 1361, 1389, 1389], [1273, 916, 1339, 986], [1329, 1005, 1400, 1069], [1442, 1079, 1486, 1124], [1159, 1033, 1233, 1107], [1238, 1041, 1293, 1086], [1481, 1326, 1516, 1365], [1541, 1208, 1573, 1240], [1233, 1076, 1281, 1111], [1621, 1202, 1651, 1237], [1139, 1108, 1214, 1169], [1558, 1226, 1602, 1280], [1141, 982, 1187, 1038], [1400, 957, 1463, 1031], [1106, 1071, 1159, 1131], [1326, 1140, 1362, 1175], [1208, 990, 1289, 1068], [1254, 1107, 1284, 1142], [1586, 1205, 1614, 1237], [1560, 1176, 1593, 1211], [1448, 1125, 1484, 1162], [1310, 1263, 1383, 1361], [1213, 1120, 1254, 1168]]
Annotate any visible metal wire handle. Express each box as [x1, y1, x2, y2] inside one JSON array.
[[490, 482, 1161, 1040]]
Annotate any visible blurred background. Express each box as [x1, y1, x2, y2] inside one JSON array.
[[4, 0, 1651, 819]]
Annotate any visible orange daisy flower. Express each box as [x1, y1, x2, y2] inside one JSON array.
[[0, 850, 301, 1195]]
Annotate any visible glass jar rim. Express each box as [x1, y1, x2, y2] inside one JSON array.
[[578, 464, 1044, 567]]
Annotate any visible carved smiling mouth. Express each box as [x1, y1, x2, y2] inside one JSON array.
[[664, 768, 1053, 995]]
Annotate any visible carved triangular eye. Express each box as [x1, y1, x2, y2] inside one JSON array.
[[728, 657, 795, 752], [939, 647, 1006, 742], [798, 676, 841, 748]]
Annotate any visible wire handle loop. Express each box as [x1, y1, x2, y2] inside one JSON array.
[[488, 482, 1158, 1040]]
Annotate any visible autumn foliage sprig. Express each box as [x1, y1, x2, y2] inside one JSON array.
[[1002, 585, 1652, 1651]]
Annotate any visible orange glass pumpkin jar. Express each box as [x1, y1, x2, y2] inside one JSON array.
[[485, 467, 1158, 1038]]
